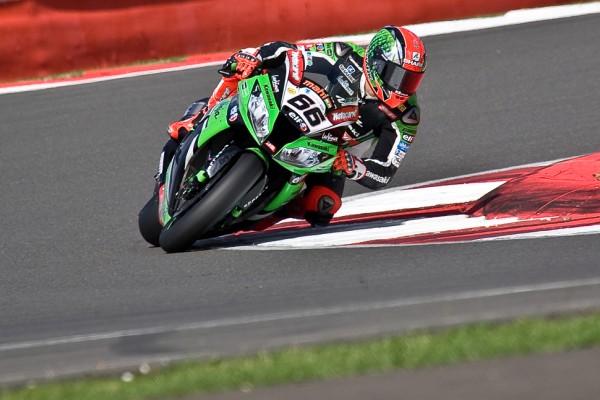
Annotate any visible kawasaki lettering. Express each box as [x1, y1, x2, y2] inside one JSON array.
[[306, 142, 331, 152], [366, 171, 390, 184], [262, 84, 276, 109]]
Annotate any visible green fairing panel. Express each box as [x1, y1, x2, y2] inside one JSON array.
[[196, 97, 234, 148], [263, 181, 305, 212]]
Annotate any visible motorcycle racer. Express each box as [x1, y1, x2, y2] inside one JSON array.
[[158, 26, 427, 228]]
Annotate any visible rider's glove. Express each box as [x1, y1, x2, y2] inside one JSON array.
[[332, 149, 367, 180], [333, 149, 357, 175], [218, 50, 261, 79]]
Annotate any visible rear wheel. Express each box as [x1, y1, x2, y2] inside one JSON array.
[[158, 152, 265, 253]]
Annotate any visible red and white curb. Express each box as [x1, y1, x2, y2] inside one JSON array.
[[222, 152, 600, 249]]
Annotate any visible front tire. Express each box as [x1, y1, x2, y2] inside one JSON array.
[[138, 191, 162, 247], [158, 152, 265, 253]]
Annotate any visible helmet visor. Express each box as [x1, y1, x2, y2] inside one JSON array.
[[374, 59, 423, 96]]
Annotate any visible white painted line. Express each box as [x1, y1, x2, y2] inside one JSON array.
[[2, 277, 599, 352], [336, 181, 504, 217], [2, 2, 599, 95], [243, 215, 527, 248], [0, 61, 224, 95], [477, 224, 600, 241]]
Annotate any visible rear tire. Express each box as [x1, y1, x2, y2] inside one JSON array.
[[138, 192, 162, 247], [158, 152, 265, 253]]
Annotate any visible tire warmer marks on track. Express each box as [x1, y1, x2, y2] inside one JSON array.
[[219, 152, 600, 248]]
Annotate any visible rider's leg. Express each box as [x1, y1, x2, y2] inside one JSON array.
[[251, 173, 344, 230]]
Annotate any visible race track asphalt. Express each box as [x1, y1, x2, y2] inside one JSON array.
[[0, 13, 599, 387]]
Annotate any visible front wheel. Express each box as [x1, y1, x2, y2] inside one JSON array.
[[138, 190, 162, 247], [158, 152, 265, 253]]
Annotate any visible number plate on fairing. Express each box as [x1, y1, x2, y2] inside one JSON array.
[[282, 80, 334, 135]]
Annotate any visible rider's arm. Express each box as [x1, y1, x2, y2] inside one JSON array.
[[348, 98, 421, 190]]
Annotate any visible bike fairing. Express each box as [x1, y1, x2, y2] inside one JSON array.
[[144, 50, 363, 251]]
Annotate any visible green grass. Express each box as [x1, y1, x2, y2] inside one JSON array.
[[2, 311, 600, 400]]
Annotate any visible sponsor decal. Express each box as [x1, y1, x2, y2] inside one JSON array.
[[218, 87, 231, 102], [404, 126, 417, 135], [287, 50, 304, 86], [366, 171, 390, 184], [338, 64, 357, 83], [212, 101, 225, 118], [335, 95, 358, 107], [402, 134, 414, 143], [229, 104, 239, 122], [402, 107, 420, 125], [378, 104, 397, 120], [288, 111, 308, 132], [392, 149, 407, 167], [303, 79, 333, 109], [316, 43, 325, 51], [289, 174, 307, 185], [321, 132, 339, 144], [336, 76, 355, 96], [345, 122, 363, 139], [327, 106, 359, 124], [397, 103, 407, 112], [403, 55, 424, 68], [398, 141, 410, 152], [306, 51, 313, 66], [287, 87, 297, 95], [306, 141, 331, 152], [271, 75, 281, 93], [262, 83, 276, 109], [242, 188, 267, 210]]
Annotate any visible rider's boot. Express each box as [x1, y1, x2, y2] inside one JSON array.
[[156, 98, 209, 185], [166, 98, 209, 142], [251, 174, 344, 230]]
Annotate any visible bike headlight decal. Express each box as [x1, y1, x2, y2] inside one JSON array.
[[248, 91, 270, 141], [277, 147, 325, 168]]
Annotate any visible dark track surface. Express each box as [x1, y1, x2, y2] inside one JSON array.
[[1, 14, 599, 384]]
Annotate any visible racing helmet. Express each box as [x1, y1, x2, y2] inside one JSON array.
[[364, 26, 427, 108]]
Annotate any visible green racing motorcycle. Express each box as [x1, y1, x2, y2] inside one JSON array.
[[138, 50, 359, 253]]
